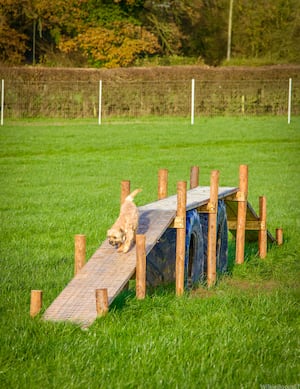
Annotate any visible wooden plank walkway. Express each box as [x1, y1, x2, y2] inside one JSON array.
[[43, 186, 238, 327]]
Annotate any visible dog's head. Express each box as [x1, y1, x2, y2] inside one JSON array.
[[107, 228, 126, 248]]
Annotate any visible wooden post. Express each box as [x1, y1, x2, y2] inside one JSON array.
[[241, 95, 245, 114], [95, 288, 109, 317], [136, 234, 146, 299], [276, 228, 283, 246], [120, 181, 130, 282], [158, 169, 168, 200], [207, 170, 219, 287], [30, 290, 43, 317], [74, 234, 86, 275], [121, 180, 131, 204], [190, 166, 199, 189], [235, 164, 248, 264], [259, 196, 267, 258], [175, 181, 187, 296]]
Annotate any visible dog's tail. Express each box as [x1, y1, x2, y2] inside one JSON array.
[[126, 188, 142, 201]]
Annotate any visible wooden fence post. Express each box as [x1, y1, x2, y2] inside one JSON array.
[[190, 166, 199, 189], [74, 234, 86, 275], [235, 164, 248, 264], [30, 290, 43, 317], [119, 180, 132, 291], [95, 288, 109, 317], [158, 169, 168, 200], [207, 170, 219, 287], [259, 196, 267, 258], [136, 234, 146, 299], [276, 228, 283, 246], [121, 180, 131, 204], [175, 181, 187, 296]]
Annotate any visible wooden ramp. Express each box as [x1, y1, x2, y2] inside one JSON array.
[[226, 199, 275, 242], [43, 186, 238, 327]]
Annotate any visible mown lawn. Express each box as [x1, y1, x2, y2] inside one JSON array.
[[0, 116, 299, 388]]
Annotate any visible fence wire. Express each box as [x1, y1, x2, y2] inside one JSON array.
[[1, 79, 299, 120]]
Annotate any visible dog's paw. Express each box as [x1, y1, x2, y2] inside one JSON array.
[[122, 241, 134, 253]]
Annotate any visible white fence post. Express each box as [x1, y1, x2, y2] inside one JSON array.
[[98, 80, 102, 125], [288, 78, 292, 124], [191, 78, 195, 125], [1, 79, 4, 126]]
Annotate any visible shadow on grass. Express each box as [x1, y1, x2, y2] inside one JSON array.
[[110, 281, 177, 312]]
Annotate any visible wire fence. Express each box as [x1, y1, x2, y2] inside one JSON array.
[[1, 79, 299, 122]]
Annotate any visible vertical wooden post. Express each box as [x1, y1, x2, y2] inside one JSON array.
[[207, 170, 219, 287], [120, 180, 130, 289], [30, 290, 43, 317], [74, 234, 86, 275], [158, 169, 168, 200], [288, 77, 292, 124], [175, 181, 187, 296], [136, 234, 146, 299], [241, 95, 245, 114], [259, 196, 267, 258], [98, 80, 102, 125], [121, 180, 131, 204], [95, 288, 109, 317], [1, 79, 4, 126], [235, 164, 248, 264], [190, 166, 199, 189], [276, 228, 283, 246]]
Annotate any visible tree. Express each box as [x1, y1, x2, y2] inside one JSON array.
[[0, 0, 29, 63], [192, 0, 228, 65], [59, 21, 160, 68], [141, 0, 202, 56], [0, 0, 88, 64], [231, 0, 300, 62], [0, 0, 299, 66]]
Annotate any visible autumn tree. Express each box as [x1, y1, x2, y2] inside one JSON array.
[[0, 0, 29, 64], [0, 0, 88, 64], [59, 22, 160, 68], [57, 0, 160, 67], [0, 0, 299, 66]]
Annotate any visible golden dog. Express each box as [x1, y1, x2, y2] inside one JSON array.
[[107, 189, 141, 253]]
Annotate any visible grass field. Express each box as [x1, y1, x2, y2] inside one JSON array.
[[0, 116, 299, 388]]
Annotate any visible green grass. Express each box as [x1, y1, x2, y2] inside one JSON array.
[[0, 116, 299, 388]]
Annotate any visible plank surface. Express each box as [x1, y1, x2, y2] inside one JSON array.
[[43, 186, 238, 327], [226, 199, 275, 242]]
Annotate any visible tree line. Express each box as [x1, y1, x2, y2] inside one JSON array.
[[1, 0, 299, 68]]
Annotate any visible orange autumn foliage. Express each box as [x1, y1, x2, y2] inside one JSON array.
[[59, 22, 160, 68]]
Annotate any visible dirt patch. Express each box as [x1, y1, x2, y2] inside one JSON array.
[[222, 278, 280, 293], [190, 287, 216, 299], [190, 278, 280, 300]]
